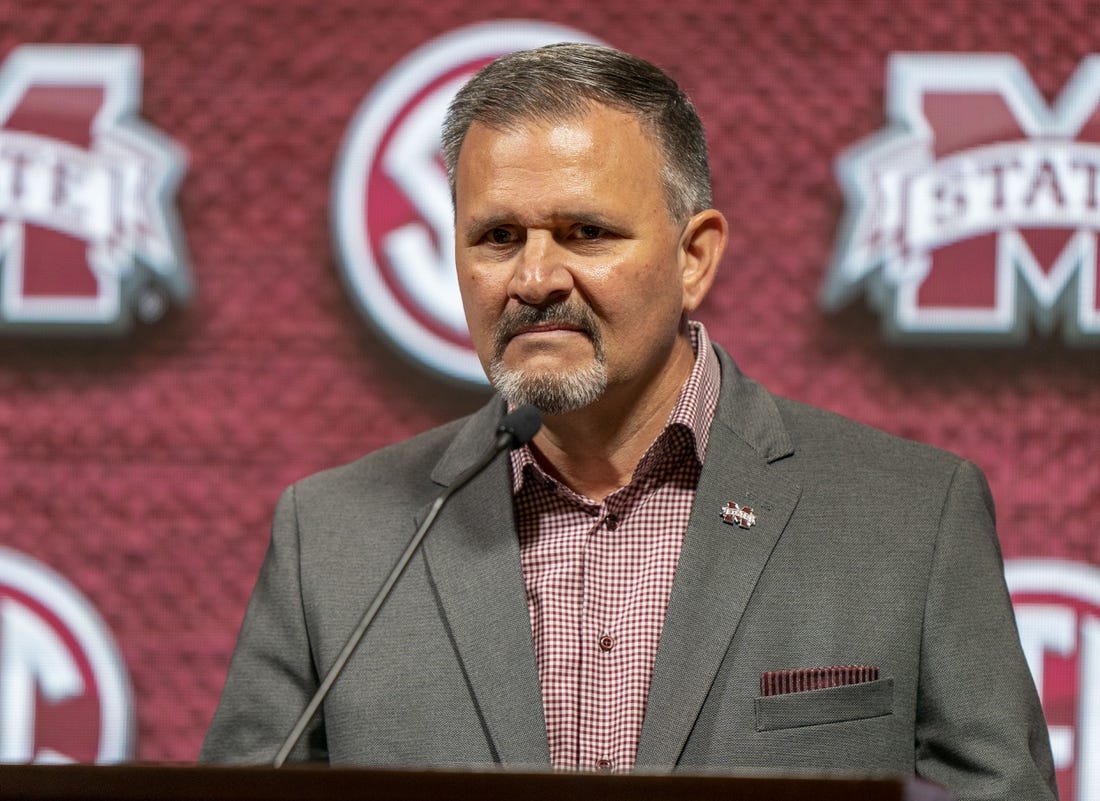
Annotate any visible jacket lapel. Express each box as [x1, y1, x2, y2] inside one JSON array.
[[636, 348, 802, 767], [419, 402, 551, 767]]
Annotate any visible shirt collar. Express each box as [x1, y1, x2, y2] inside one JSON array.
[[666, 319, 721, 464], [510, 320, 721, 495]]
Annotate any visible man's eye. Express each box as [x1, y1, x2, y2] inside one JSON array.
[[488, 228, 514, 245], [574, 225, 604, 240]]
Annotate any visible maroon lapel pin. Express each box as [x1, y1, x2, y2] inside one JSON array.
[[720, 501, 756, 529]]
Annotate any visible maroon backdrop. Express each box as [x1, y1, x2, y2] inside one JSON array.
[[0, 0, 1095, 795]]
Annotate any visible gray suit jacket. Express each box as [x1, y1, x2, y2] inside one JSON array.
[[201, 346, 1056, 801]]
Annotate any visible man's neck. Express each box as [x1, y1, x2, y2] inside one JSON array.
[[528, 335, 696, 502]]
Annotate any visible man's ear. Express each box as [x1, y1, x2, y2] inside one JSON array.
[[679, 208, 728, 312]]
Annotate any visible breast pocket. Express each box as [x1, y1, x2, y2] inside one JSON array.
[[754, 677, 894, 731]]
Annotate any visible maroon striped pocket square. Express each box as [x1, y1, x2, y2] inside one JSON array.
[[760, 665, 880, 696]]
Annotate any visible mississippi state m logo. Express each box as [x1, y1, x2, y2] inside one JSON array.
[[824, 55, 1100, 344], [0, 46, 190, 333]]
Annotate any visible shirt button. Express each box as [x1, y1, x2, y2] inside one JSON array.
[[604, 514, 619, 530], [596, 758, 613, 772], [599, 634, 616, 652]]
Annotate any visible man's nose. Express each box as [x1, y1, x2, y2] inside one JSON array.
[[507, 232, 573, 306]]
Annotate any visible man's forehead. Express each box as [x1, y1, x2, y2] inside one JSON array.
[[458, 103, 656, 160], [452, 103, 671, 224]]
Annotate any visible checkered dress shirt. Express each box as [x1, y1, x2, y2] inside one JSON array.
[[510, 321, 721, 773]]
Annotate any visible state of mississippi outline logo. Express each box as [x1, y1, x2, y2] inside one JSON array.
[[332, 21, 603, 385], [0, 45, 190, 333], [824, 54, 1100, 345], [0, 547, 134, 763]]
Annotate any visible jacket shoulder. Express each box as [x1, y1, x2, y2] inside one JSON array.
[[294, 415, 472, 504], [772, 394, 965, 477]]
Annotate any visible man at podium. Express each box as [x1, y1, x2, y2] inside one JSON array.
[[201, 43, 1058, 801]]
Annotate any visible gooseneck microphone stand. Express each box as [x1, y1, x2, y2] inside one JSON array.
[[272, 405, 542, 767]]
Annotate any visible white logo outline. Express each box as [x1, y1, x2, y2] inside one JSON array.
[[331, 21, 604, 385], [0, 546, 134, 763], [1007, 557, 1100, 800]]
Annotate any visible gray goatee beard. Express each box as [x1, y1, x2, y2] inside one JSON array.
[[488, 302, 608, 416]]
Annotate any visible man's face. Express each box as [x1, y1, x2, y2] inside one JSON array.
[[453, 104, 701, 414]]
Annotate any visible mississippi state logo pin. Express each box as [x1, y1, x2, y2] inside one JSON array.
[[0, 45, 190, 333], [720, 501, 756, 529], [0, 547, 134, 763], [824, 54, 1100, 345], [332, 21, 603, 385]]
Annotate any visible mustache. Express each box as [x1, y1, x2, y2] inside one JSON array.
[[492, 302, 602, 359]]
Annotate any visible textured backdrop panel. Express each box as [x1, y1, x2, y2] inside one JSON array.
[[0, 0, 1095, 768]]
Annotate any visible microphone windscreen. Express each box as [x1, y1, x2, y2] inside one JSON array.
[[498, 405, 542, 447]]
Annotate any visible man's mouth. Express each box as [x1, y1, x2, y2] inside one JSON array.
[[510, 322, 586, 338], [493, 303, 602, 361]]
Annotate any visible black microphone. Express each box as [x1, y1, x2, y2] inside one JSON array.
[[272, 405, 542, 767]]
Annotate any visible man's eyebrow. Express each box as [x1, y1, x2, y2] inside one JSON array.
[[558, 211, 621, 230], [462, 211, 622, 238], [462, 215, 513, 237]]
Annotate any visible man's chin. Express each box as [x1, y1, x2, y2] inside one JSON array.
[[489, 361, 609, 416]]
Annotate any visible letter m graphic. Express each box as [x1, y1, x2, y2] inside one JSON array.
[[823, 54, 1100, 345], [0, 46, 190, 333]]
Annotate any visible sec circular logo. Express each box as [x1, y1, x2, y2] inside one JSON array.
[[332, 20, 604, 385], [0, 547, 133, 763], [1007, 558, 1100, 801]]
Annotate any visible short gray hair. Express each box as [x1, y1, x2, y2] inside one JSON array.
[[441, 43, 713, 223]]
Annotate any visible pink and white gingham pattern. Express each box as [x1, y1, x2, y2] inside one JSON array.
[[511, 322, 721, 772]]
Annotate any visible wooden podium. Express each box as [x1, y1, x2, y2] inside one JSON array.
[[0, 764, 952, 801]]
